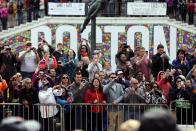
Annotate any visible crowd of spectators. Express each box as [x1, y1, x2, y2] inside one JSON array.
[[0, 38, 195, 130], [0, 0, 196, 30]]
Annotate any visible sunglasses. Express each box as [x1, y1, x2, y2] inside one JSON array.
[[62, 76, 68, 79], [110, 76, 116, 79]]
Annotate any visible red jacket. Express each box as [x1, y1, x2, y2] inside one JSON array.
[[156, 71, 171, 103], [187, 3, 195, 12], [0, 80, 7, 96], [84, 88, 105, 113]]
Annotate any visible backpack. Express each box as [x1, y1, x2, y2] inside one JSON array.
[[8, 3, 14, 14]]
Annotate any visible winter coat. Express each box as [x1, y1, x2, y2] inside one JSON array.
[[157, 71, 172, 102], [172, 59, 190, 75], [84, 88, 105, 113], [151, 53, 171, 78]]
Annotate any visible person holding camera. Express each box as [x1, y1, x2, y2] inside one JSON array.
[[38, 45, 58, 73], [103, 72, 124, 131], [32, 70, 54, 91], [156, 70, 172, 104], [135, 47, 151, 81], [38, 78, 59, 131], [169, 76, 190, 101], [116, 43, 134, 61], [63, 49, 78, 82], [37, 40, 55, 60], [68, 71, 89, 130], [151, 44, 171, 78], [124, 78, 145, 120], [0, 45, 18, 83], [169, 76, 191, 124], [172, 49, 190, 76], [18, 41, 40, 79], [145, 82, 167, 104]]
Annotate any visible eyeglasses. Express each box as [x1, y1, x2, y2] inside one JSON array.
[[176, 80, 181, 83]]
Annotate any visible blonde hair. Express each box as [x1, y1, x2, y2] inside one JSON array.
[[118, 119, 140, 131], [22, 78, 31, 87]]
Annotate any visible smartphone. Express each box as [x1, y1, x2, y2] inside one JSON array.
[[82, 79, 86, 84], [6, 47, 11, 51], [58, 61, 62, 64]]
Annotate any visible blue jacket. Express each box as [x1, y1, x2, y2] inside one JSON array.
[[55, 97, 72, 112], [172, 59, 190, 75]]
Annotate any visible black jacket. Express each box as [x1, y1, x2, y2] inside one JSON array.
[[19, 87, 39, 105], [151, 53, 171, 78]]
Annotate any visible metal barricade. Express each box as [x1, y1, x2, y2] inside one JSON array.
[[62, 103, 169, 131], [0, 103, 63, 131], [170, 100, 194, 125]]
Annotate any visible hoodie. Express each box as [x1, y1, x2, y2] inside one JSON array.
[[156, 71, 171, 102]]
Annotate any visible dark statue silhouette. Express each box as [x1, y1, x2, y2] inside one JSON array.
[[80, 0, 105, 33]]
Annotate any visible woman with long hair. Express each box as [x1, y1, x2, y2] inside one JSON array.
[[4, 73, 22, 103], [84, 78, 106, 131], [53, 74, 73, 131], [156, 71, 172, 104], [78, 44, 90, 61]]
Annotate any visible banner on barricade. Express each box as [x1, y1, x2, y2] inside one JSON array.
[[48, 2, 85, 16], [127, 2, 167, 16]]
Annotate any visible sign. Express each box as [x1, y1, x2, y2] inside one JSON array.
[[48, 2, 85, 16], [0, 24, 195, 71], [127, 2, 167, 16]]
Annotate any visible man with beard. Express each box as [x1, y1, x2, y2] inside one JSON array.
[[68, 71, 89, 130]]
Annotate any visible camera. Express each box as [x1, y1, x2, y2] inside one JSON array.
[[82, 79, 86, 84], [6, 47, 11, 51]]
